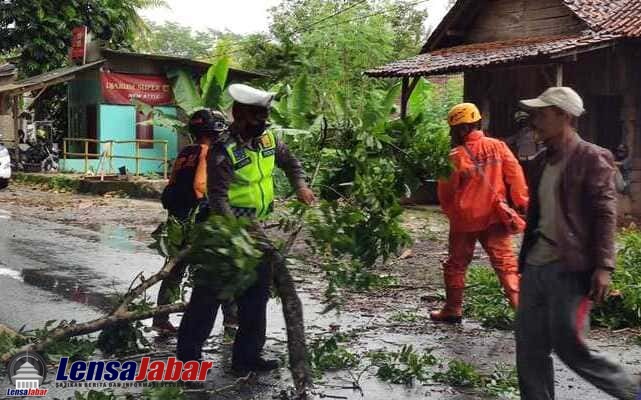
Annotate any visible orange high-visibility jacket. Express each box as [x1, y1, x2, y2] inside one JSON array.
[[438, 130, 529, 232], [193, 144, 209, 200]]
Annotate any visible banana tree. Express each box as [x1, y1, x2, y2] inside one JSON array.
[[270, 73, 324, 136], [135, 57, 231, 142]]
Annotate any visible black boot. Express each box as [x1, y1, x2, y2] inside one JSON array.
[[232, 358, 279, 376]]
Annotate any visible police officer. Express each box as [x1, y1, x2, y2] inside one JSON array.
[[176, 84, 315, 374], [155, 109, 238, 334]]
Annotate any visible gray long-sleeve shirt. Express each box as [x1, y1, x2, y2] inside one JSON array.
[[207, 131, 306, 217]]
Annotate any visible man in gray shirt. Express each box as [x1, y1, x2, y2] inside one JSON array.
[[516, 87, 639, 400]]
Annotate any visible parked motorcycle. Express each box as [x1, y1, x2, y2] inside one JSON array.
[[16, 120, 59, 172], [0, 142, 11, 189]]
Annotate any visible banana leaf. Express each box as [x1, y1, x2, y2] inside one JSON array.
[[167, 68, 203, 115], [201, 57, 230, 110]]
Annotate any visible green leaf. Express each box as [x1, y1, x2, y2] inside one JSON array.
[[131, 99, 154, 116], [289, 73, 312, 129], [200, 57, 230, 110], [381, 82, 401, 119], [407, 78, 432, 118], [167, 68, 203, 115]]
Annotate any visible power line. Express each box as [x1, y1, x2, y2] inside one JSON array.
[[291, 0, 369, 34], [212, 0, 428, 60], [311, 0, 429, 31], [211, 0, 369, 59]]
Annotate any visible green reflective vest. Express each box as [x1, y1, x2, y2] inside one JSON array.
[[225, 131, 276, 219]]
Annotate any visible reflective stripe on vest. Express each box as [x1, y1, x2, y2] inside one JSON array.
[[225, 131, 276, 219]]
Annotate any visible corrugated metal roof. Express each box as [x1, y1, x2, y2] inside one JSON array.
[[0, 49, 269, 95], [101, 49, 268, 80], [366, 34, 619, 78], [0, 60, 105, 95]]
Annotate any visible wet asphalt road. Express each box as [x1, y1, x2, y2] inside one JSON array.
[[0, 207, 163, 331], [1, 201, 641, 399]]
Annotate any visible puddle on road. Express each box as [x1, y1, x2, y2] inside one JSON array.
[[0, 266, 22, 281], [0, 216, 163, 317], [54, 224, 149, 253], [21, 268, 117, 311]]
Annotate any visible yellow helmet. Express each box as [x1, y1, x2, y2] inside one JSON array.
[[447, 103, 481, 127]]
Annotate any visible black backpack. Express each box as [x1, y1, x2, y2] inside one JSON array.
[[161, 145, 203, 221]]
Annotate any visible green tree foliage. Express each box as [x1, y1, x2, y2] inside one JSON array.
[[593, 229, 641, 329], [150, 214, 264, 301], [309, 333, 360, 374], [464, 266, 515, 330], [267, 0, 427, 113], [0, 0, 163, 130], [135, 20, 225, 60], [368, 345, 437, 385], [210, 0, 428, 106], [136, 57, 231, 141], [0, 0, 163, 77]]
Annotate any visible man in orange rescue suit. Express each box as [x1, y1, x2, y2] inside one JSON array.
[[431, 103, 529, 323]]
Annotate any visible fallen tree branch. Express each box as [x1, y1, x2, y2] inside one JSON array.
[[273, 258, 313, 397], [271, 122, 327, 398], [114, 249, 190, 316], [1, 124, 325, 398], [1, 304, 185, 363]]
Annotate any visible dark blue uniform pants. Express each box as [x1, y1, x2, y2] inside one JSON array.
[[176, 261, 271, 366]]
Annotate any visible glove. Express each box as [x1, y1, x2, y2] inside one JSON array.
[[195, 199, 210, 223]]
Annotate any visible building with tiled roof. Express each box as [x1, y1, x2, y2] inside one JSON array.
[[367, 0, 641, 214]]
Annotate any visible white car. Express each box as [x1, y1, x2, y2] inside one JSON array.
[[0, 143, 10, 189]]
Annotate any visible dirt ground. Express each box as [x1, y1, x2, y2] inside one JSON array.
[[1, 182, 641, 400]]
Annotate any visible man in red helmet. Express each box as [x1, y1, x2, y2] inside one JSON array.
[[155, 109, 237, 335]]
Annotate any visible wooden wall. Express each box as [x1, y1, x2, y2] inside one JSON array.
[[463, 44, 641, 215], [464, 63, 557, 138], [465, 0, 586, 43]]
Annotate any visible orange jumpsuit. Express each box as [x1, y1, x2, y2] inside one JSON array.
[[437, 131, 528, 310]]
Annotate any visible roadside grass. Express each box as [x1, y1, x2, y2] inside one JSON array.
[[593, 229, 641, 329], [13, 172, 80, 192], [464, 266, 515, 330]]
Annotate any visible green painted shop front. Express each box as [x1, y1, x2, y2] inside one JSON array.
[[58, 48, 263, 176], [63, 102, 179, 176]]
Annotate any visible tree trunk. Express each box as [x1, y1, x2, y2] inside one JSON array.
[[273, 258, 313, 398]]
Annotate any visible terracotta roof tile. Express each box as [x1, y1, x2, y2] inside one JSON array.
[[366, 34, 618, 78], [599, 0, 641, 36], [563, 0, 629, 29], [557, 1, 641, 37], [370, 0, 641, 78]]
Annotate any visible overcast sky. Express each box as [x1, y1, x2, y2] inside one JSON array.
[[140, 0, 451, 35]]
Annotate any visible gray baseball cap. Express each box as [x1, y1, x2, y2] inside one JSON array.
[[228, 83, 275, 108], [520, 87, 585, 117]]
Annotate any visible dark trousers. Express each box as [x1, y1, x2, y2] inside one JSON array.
[[153, 260, 188, 326], [516, 263, 639, 400], [154, 261, 238, 327], [176, 261, 271, 364]]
